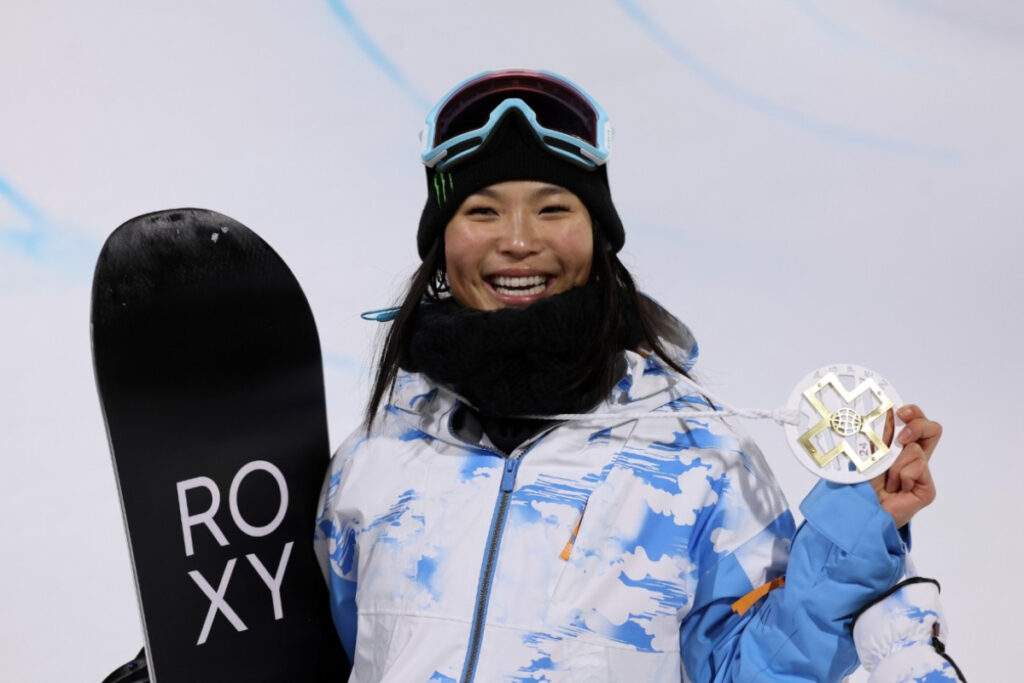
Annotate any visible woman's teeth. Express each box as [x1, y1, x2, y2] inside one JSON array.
[[491, 275, 548, 296]]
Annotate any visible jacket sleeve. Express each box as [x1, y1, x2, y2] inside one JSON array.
[[680, 480, 907, 682], [313, 436, 361, 661]]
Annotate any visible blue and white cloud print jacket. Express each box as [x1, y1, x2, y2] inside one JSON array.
[[315, 332, 916, 682]]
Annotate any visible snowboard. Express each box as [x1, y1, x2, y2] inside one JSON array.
[[91, 208, 347, 681]]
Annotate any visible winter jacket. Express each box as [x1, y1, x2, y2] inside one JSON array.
[[315, 327, 944, 682]]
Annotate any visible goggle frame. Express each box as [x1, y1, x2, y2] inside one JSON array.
[[420, 69, 613, 172]]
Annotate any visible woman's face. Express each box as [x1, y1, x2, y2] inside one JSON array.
[[444, 181, 594, 311]]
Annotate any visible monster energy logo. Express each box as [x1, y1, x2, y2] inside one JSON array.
[[433, 171, 454, 207]]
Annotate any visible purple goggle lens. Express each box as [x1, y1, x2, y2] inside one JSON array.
[[421, 69, 611, 170]]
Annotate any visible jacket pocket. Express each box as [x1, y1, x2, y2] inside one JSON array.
[[548, 468, 690, 653], [560, 501, 588, 561], [549, 486, 612, 608]]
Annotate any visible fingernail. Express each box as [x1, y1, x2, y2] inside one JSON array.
[[898, 427, 912, 444], [898, 406, 911, 418]]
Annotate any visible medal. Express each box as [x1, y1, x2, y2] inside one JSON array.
[[784, 364, 903, 484]]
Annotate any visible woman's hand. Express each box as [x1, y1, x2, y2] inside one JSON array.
[[871, 404, 941, 528]]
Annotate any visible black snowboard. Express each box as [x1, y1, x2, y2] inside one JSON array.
[[91, 209, 347, 681]]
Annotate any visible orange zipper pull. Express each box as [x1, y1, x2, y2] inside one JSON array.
[[560, 512, 584, 561]]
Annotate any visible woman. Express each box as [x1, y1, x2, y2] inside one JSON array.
[[316, 70, 956, 682]]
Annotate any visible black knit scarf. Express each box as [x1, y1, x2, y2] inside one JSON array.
[[401, 282, 642, 420]]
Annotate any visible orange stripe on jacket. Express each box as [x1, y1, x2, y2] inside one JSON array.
[[731, 576, 786, 615]]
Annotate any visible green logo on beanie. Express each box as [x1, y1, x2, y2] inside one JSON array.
[[433, 171, 455, 207]]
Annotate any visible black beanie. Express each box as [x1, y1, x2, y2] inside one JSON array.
[[416, 111, 624, 259]]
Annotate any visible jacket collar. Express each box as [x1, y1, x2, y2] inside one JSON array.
[[383, 309, 701, 442]]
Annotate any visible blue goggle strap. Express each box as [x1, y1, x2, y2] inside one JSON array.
[[360, 306, 401, 322], [361, 300, 441, 322]]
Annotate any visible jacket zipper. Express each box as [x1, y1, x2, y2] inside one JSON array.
[[445, 405, 561, 683], [459, 453, 521, 683]]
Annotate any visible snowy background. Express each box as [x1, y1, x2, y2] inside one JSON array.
[[2, 1, 1021, 680]]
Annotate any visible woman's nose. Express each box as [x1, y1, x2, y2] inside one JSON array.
[[497, 214, 542, 257]]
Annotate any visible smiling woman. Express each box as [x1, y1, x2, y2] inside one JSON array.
[[444, 181, 593, 310], [313, 69, 958, 683]]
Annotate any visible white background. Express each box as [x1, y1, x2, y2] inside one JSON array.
[[2, 1, 1021, 680]]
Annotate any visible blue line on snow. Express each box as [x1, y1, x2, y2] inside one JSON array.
[[323, 351, 365, 373], [789, 0, 947, 77], [616, 0, 961, 161], [0, 175, 45, 222], [0, 174, 48, 257], [324, 0, 430, 110], [0, 172, 98, 269]]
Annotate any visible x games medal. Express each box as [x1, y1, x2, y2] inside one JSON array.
[[785, 364, 904, 484]]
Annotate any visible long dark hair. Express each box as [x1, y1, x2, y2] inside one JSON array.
[[363, 226, 690, 430]]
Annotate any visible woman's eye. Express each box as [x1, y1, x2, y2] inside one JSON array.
[[465, 206, 497, 216], [540, 204, 570, 214]]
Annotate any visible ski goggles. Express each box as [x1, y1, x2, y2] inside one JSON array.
[[420, 69, 613, 171]]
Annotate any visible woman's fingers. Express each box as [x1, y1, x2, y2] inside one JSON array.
[[886, 443, 924, 493], [870, 405, 941, 526], [879, 445, 937, 527], [895, 405, 942, 459], [896, 404, 922, 421], [898, 456, 935, 504]]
